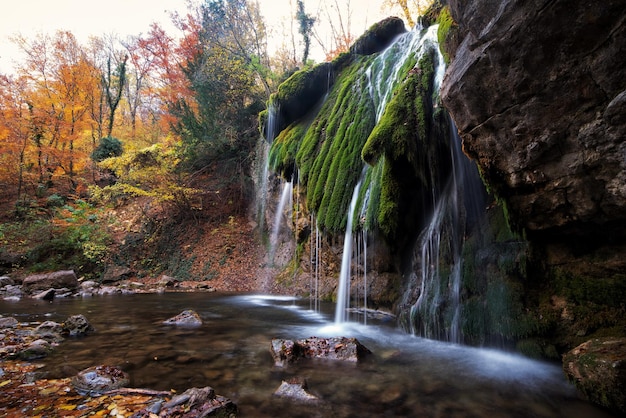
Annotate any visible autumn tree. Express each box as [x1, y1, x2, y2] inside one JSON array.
[[312, 0, 355, 61], [170, 0, 268, 171], [0, 74, 32, 207], [13, 31, 100, 193]]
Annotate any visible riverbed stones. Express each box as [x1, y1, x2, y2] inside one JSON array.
[[63, 314, 94, 336], [18, 339, 52, 360], [158, 386, 237, 417], [21, 270, 78, 294], [563, 337, 626, 414], [273, 377, 318, 402], [71, 365, 130, 395], [0, 316, 18, 328], [34, 321, 64, 342], [270, 337, 372, 366], [162, 310, 203, 327]]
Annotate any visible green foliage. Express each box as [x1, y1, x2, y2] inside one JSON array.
[[25, 200, 111, 277], [90, 144, 202, 211], [91, 136, 123, 162]]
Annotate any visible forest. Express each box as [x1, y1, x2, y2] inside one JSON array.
[[0, 0, 423, 282]]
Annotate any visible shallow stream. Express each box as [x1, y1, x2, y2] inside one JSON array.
[[0, 293, 614, 417]]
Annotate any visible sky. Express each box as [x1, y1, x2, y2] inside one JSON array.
[[0, 0, 394, 74]]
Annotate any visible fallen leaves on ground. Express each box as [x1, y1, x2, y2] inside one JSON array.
[[0, 360, 174, 417]]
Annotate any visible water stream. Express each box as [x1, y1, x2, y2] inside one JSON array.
[[334, 178, 363, 324], [0, 294, 612, 418]]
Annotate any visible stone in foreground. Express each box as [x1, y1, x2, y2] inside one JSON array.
[[273, 377, 318, 402], [132, 386, 237, 418], [163, 309, 203, 327], [270, 336, 371, 367], [563, 337, 626, 415], [72, 365, 130, 395]]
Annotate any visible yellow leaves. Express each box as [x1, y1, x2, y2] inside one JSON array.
[[0, 379, 11, 387]]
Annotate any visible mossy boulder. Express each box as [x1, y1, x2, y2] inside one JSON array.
[[563, 337, 626, 414], [349, 17, 407, 55]]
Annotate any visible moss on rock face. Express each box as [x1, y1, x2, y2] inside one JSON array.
[[350, 17, 407, 56], [361, 50, 445, 245]]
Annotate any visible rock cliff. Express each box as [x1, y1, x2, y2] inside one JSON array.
[[441, 1, 626, 413], [441, 0, 626, 238]]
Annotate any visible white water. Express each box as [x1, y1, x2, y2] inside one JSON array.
[[268, 180, 292, 265], [367, 24, 442, 122], [334, 179, 363, 324]]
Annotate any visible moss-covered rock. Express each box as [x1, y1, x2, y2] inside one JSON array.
[[349, 17, 407, 56], [563, 337, 626, 414]]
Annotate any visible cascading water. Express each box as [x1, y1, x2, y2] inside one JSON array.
[[255, 103, 280, 234], [268, 180, 293, 266], [334, 178, 363, 324], [333, 26, 443, 324]]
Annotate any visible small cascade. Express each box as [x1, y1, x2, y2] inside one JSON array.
[[334, 178, 363, 324], [400, 118, 487, 343], [268, 180, 293, 266], [255, 103, 280, 233], [367, 24, 441, 122]]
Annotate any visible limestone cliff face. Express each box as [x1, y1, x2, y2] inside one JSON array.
[[441, 2, 626, 412], [441, 0, 626, 237]]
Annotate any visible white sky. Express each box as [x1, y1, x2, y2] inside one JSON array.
[[0, 0, 395, 74]]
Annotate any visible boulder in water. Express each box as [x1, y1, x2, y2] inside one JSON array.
[[163, 310, 203, 327], [71, 365, 129, 395], [273, 377, 318, 402], [35, 321, 64, 342], [270, 336, 371, 367], [18, 339, 53, 360], [63, 314, 94, 336]]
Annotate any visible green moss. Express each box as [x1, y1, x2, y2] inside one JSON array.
[[269, 122, 308, 178], [361, 50, 436, 242], [436, 7, 455, 64]]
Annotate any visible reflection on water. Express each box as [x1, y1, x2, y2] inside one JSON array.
[[0, 293, 614, 417]]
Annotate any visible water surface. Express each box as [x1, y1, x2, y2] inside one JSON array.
[[0, 293, 613, 417]]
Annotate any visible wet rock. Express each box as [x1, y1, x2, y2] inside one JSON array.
[[270, 336, 372, 367], [563, 337, 626, 415], [79, 280, 99, 296], [18, 339, 52, 360], [0, 276, 14, 287], [163, 310, 203, 327], [63, 314, 94, 336], [3, 284, 22, 300], [273, 377, 318, 402], [34, 321, 64, 343], [71, 365, 130, 395], [32, 288, 55, 301], [22, 270, 78, 294], [0, 316, 18, 328], [156, 386, 237, 418]]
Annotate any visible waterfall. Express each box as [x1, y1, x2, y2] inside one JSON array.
[[255, 103, 280, 234], [268, 180, 293, 266], [400, 116, 487, 343], [334, 179, 363, 324]]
